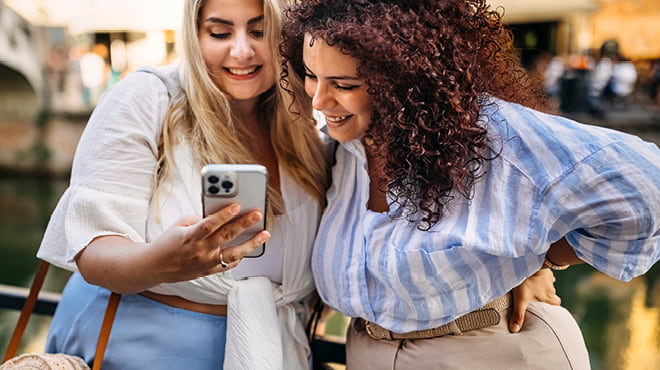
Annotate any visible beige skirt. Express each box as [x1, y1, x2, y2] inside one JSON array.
[[346, 302, 590, 369]]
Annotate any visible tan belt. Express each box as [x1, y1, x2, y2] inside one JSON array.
[[140, 291, 228, 316], [360, 293, 511, 340]]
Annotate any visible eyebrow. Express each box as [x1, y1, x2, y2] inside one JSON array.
[[203, 15, 264, 26], [303, 63, 361, 81]]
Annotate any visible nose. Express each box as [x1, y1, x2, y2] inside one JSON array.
[[230, 33, 255, 60], [310, 82, 334, 111]]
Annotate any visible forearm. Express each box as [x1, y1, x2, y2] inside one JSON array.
[[545, 238, 584, 267], [75, 235, 166, 294], [74, 209, 267, 294]]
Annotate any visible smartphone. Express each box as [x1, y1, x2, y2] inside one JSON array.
[[201, 164, 267, 258]]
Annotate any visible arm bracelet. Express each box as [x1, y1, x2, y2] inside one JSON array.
[[543, 257, 570, 271]]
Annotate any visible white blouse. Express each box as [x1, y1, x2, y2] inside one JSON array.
[[37, 65, 321, 370]]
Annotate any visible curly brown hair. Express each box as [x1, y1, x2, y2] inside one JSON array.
[[281, 0, 548, 229]]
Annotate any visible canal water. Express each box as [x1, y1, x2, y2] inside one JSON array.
[[0, 175, 658, 369]]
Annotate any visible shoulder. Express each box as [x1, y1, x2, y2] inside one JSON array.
[[481, 98, 650, 188], [93, 65, 182, 119], [132, 65, 182, 95], [104, 68, 170, 102], [81, 66, 181, 141], [105, 64, 179, 100]]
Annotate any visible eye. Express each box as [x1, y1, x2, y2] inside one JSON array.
[[304, 71, 317, 80], [251, 30, 264, 38], [334, 83, 359, 91], [210, 32, 231, 40]]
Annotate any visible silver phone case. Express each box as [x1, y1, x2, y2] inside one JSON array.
[[201, 164, 267, 258]]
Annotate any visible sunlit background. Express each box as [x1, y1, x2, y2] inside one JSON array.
[[0, 1, 658, 369]]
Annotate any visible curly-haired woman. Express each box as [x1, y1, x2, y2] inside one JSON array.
[[281, 0, 660, 368]]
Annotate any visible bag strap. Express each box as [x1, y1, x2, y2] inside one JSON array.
[[2, 261, 121, 369], [92, 291, 120, 370], [3, 261, 50, 362], [305, 294, 325, 345]]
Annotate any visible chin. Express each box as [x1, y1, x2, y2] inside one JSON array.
[[231, 85, 275, 101], [329, 133, 358, 143]]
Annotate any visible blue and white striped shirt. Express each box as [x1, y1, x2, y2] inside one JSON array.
[[312, 99, 660, 333]]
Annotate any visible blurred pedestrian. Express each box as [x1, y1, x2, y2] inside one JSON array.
[[543, 54, 565, 107], [79, 43, 109, 107], [589, 40, 638, 112], [650, 58, 660, 120]]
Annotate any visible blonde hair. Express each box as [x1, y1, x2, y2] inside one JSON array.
[[156, 0, 328, 221]]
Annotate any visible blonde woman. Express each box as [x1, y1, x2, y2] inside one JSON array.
[[37, 0, 327, 369]]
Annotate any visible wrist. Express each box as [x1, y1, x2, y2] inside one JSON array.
[[543, 257, 570, 271]]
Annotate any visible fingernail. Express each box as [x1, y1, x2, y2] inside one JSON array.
[[251, 212, 262, 222], [511, 324, 520, 333], [230, 204, 240, 214]]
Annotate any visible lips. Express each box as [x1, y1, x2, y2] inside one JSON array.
[[224, 65, 262, 80], [326, 115, 349, 122], [324, 115, 353, 128]]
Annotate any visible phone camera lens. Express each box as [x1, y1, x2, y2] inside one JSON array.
[[208, 185, 219, 194], [208, 175, 219, 184], [221, 181, 233, 190]]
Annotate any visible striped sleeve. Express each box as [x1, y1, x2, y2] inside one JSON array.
[[542, 139, 660, 281]]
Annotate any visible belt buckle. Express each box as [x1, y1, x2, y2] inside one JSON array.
[[364, 321, 393, 340]]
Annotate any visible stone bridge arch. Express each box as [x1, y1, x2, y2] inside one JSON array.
[[0, 3, 43, 122]]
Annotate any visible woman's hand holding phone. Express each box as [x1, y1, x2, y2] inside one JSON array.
[[75, 203, 270, 294], [151, 203, 271, 282]]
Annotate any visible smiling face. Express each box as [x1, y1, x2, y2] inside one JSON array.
[[302, 34, 372, 143], [198, 0, 275, 102]]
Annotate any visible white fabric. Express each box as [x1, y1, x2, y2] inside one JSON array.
[[37, 65, 319, 370], [230, 217, 285, 283], [79, 52, 106, 88], [590, 57, 613, 95], [224, 277, 282, 369], [611, 61, 637, 96]]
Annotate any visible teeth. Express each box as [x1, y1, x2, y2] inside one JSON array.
[[228, 67, 258, 75], [326, 115, 348, 122]]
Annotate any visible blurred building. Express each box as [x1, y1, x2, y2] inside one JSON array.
[[2, 0, 660, 113], [0, 2, 43, 120], [0, 0, 182, 174], [488, 0, 660, 117], [1, 0, 181, 114], [0, 0, 659, 143], [492, 0, 660, 59]]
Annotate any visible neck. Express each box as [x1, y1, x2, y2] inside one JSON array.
[[363, 138, 389, 212], [233, 99, 262, 134], [233, 97, 260, 121]]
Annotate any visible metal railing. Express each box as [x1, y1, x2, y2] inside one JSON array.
[[0, 284, 59, 316]]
